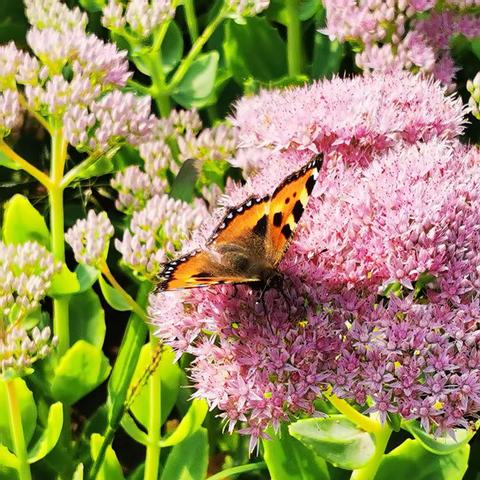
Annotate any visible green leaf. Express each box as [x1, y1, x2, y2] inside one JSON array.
[[75, 264, 99, 292], [312, 8, 344, 79], [160, 428, 209, 480], [49, 263, 80, 297], [376, 439, 469, 480], [27, 402, 63, 463], [160, 399, 208, 447], [0, 150, 21, 170], [224, 17, 287, 84], [107, 283, 149, 427], [172, 51, 219, 108], [288, 416, 375, 470], [130, 344, 183, 429], [73, 463, 84, 480], [267, 0, 321, 25], [402, 421, 474, 455], [162, 21, 184, 74], [0, 378, 37, 451], [120, 413, 148, 446], [69, 288, 106, 348], [170, 159, 198, 203], [263, 424, 331, 480], [51, 340, 111, 405], [2, 194, 50, 247], [79, 0, 105, 11], [99, 276, 132, 312], [90, 433, 125, 480], [0, 444, 18, 469]]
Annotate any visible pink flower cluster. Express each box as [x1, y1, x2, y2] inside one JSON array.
[[0, 0, 155, 149], [324, 1, 480, 85], [150, 73, 480, 448]]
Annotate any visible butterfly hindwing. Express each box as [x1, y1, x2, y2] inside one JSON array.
[[267, 155, 323, 265], [156, 249, 259, 292]]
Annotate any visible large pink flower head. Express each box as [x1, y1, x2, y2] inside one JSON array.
[[150, 74, 480, 448], [232, 72, 465, 166], [324, 1, 480, 85]]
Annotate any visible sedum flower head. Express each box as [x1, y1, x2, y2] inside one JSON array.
[[65, 211, 114, 268], [1, 326, 57, 380], [116, 195, 207, 280], [467, 72, 480, 119], [227, 0, 270, 18], [102, 0, 176, 37], [232, 71, 465, 165], [0, 241, 61, 323], [151, 77, 480, 447], [324, 1, 480, 85], [0, 89, 22, 138], [24, 0, 88, 32]]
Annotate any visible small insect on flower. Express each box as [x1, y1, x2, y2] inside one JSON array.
[[154, 155, 324, 299]]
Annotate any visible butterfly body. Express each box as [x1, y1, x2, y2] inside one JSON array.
[[155, 155, 323, 294]]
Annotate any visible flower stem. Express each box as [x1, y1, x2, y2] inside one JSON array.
[[5, 380, 32, 480], [50, 125, 73, 462], [0, 141, 52, 188], [100, 263, 148, 322], [327, 394, 382, 433], [285, 0, 303, 76], [166, 7, 226, 93], [350, 417, 392, 480], [207, 462, 267, 480], [183, 0, 198, 42], [144, 334, 162, 480], [149, 51, 171, 118]]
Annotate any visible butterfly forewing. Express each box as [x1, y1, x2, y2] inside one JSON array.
[[267, 155, 323, 265]]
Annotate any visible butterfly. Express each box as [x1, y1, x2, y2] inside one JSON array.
[[155, 154, 323, 296]]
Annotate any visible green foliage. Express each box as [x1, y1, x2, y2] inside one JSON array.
[[263, 424, 331, 480], [289, 416, 376, 470], [376, 439, 469, 480], [51, 340, 111, 405], [160, 428, 209, 480], [2, 194, 50, 247]]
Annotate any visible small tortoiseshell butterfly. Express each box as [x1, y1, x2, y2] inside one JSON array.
[[155, 155, 323, 295]]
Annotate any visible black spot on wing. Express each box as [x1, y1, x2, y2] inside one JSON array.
[[285, 197, 290, 204], [253, 214, 268, 237], [273, 212, 283, 227], [193, 271, 212, 278], [305, 174, 315, 195], [292, 200, 304, 223], [281, 224, 292, 239]]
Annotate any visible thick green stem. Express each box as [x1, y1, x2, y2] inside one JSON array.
[[49, 125, 72, 459], [350, 417, 392, 480], [50, 127, 69, 356], [144, 335, 162, 480], [5, 380, 32, 480], [166, 7, 226, 92], [149, 53, 171, 118], [183, 0, 199, 42], [327, 394, 381, 433], [285, 0, 303, 76]]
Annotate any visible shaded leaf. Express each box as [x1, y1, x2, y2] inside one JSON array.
[[289, 416, 375, 470], [51, 340, 111, 405], [69, 288, 106, 348], [160, 428, 209, 480], [2, 194, 50, 247], [376, 439, 469, 480], [27, 402, 63, 463], [264, 423, 331, 480], [99, 276, 132, 312]]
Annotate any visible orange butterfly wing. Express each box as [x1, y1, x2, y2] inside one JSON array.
[[156, 155, 323, 292], [156, 249, 259, 292], [267, 155, 323, 265]]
